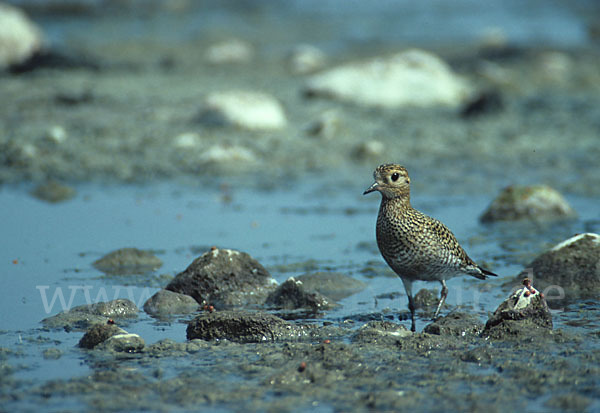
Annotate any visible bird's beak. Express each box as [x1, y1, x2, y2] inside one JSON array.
[[363, 182, 378, 195]]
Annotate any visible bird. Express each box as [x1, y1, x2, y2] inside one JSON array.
[[363, 163, 497, 332]]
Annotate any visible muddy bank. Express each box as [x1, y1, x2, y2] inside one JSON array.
[[5, 314, 595, 412], [1, 6, 600, 197]]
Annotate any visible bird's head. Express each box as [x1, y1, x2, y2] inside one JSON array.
[[363, 163, 411, 200]]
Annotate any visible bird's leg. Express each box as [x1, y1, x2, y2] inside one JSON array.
[[401, 278, 416, 332], [433, 280, 448, 320], [407, 293, 416, 332]]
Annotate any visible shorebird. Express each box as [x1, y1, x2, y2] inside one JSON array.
[[364, 163, 497, 332]]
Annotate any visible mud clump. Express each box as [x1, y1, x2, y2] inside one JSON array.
[[483, 279, 552, 339], [92, 248, 163, 275], [265, 277, 336, 312], [186, 310, 309, 343], [143, 289, 199, 317], [42, 298, 139, 331], [424, 312, 483, 337], [78, 322, 127, 349]]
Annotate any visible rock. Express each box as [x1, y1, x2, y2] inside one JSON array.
[[286, 44, 326, 74], [186, 310, 308, 343], [304, 110, 341, 140], [78, 322, 127, 349], [413, 288, 439, 310], [172, 132, 201, 149], [304, 49, 471, 108], [460, 347, 492, 364], [30, 180, 75, 203], [483, 279, 552, 339], [423, 312, 483, 336], [88, 299, 139, 318], [166, 247, 277, 308], [265, 277, 336, 311], [143, 289, 199, 317], [460, 89, 504, 118], [295, 272, 366, 301], [205, 38, 253, 64], [92, 247, 163, 275], [514, 233, 600, 305], [42, 312, 108, 331], [351, 321, 412, 345], [97, 333, 145, 353], [199, 144, 256, 164], [42, 348, 63, 360], [199, 90, 287, 130], [145, 338, 209, 357], [0, 3, 43, 70], [42, 298, 139, 331], [480, 185, 576, 223], [45, 125, 68, 144], [351, 140, 385, 160]]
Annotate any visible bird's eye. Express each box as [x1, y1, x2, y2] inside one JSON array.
[[391, 172, 400, 182]]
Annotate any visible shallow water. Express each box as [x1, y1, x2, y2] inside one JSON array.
[[2, 1, 600, 411], [1, 179, 599, 410]]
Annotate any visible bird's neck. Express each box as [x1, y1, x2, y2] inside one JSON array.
[[381, 194, 411, 211]]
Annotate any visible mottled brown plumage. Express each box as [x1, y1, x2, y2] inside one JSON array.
[[364, 163, 496, 332]]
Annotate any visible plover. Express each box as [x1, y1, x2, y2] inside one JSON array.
[[364, 163, 497, 332]]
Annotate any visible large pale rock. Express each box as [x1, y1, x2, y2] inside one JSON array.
[[515, 233, 600, 306], [205, 38, 253, 64], [0, 3, 43, 69], [304, 49, 471, 108], [480, 185, 576, 223], [287, 44, 327, 74], [199, 90, 287, 130]]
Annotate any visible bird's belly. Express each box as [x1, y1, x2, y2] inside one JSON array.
[[384, 255, 463, 282]]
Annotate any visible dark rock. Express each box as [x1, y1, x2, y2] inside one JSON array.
[[143, 289, 199, 316], [30, 180, 75, 203], [483, 283, 552, 339], [9, 49, 100, 74], [265, 277, 336, 311], [97, 333, 145, 353], [295, 272, 366, 301], [480, 185, 576, 223], [460, 89, 503, 118], [93, 248, 163, 275], [351, 321, 411, 345], [186, 310, 308, 343], [166, 248, 276, 308], [78, 322, 127, 349], [41, 299, 138, 331], [424, 312, 484, 336], [514, 233, 600, 306]]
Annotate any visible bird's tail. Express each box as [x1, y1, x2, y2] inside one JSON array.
[[465, 264, 498, 280], [480, 267, 498, 277]]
